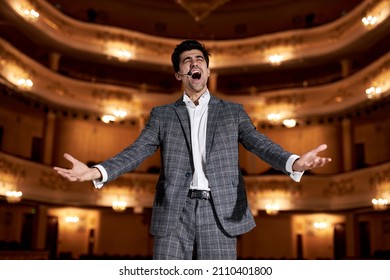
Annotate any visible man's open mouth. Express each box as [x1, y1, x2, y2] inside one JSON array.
[[191, 72, 201, 80]]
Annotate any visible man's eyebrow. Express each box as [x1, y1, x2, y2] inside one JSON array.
[[182, 54, 205, 62]]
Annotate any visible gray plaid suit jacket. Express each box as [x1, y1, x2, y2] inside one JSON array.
[[99, 95, 293, 237]]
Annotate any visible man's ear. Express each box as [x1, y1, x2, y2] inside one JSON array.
[[175, 72, 182, 81]]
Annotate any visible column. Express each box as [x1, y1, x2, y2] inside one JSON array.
[[33, 205, 48, 250], [345, 213, 357, 258], [49, 52, 62, 71], [43, 111, 56, 165], [341, 118, 353, 172], [208, 72, 218, 93], [138, 114, 145, 134], [340, 59, 351, 78]]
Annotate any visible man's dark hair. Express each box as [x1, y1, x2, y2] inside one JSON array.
[[171, 40, 210, 73]]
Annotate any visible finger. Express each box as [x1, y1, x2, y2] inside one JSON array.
[[56, 167, 78, 176], [314, 158, 325, 167], [304, 161, 314, 168], [303, 144, 328, 163], [54, 169, 70, 179], [53, 167, 71, 176], [313, 144, 327, 154], [53, 166, 68, 172], [63, 153, 79, 165], [309, 157, 331, 169]]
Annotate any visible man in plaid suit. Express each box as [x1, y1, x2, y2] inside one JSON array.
[[54, 40, 331, 259]]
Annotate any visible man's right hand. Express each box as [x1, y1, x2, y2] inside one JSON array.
[[53, 153, 102, 182]]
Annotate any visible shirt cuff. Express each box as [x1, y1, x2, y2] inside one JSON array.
[[92, 164, 108, 189], [286, 154, 304, 182]]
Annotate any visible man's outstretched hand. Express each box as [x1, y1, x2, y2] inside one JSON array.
[[293, 144, 332, 172], [53, 153, 101, 182]]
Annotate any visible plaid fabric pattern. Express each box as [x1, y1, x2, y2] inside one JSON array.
[[153, 195, 237, 260], [100, 95, 293, 238]]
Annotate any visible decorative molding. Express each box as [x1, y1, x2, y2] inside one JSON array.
[[0, 44, 36, 86], [39, 170, 71, 191], [0, 156, 26, 186], [2, 0, 389, 69], [369, 167, 390, 196], [46, 81, 72, 98], [323, 179, 355, 197], [247, 179, 302, 198], [1, 152, 390, 210], [2, 35, 388, 122], [101, 176, 156, 196], [0, 0, 389, 123], [91, 89, 133, 104]]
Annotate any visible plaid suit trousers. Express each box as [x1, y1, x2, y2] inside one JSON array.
[[153, 195, 237, 260]]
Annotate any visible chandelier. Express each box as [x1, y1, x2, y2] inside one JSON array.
[[175, 0, 231, 22]]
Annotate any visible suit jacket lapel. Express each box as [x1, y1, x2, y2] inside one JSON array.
[[173, 94, 221, 161], [173, 98, 192, 153], [206, 96, 221, 160]]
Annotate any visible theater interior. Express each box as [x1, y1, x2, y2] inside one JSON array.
[[0, 0, 389, 260]]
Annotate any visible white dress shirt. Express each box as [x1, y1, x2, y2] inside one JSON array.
[[183, 90, 210, 191]]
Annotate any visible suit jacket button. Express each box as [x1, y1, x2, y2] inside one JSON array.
[[185, 173, 191, 177]]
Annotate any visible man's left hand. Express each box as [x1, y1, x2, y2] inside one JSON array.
[[293, 144, 332, 172]]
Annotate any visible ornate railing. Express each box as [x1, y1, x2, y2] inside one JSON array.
[[1, 152, 389, 212]]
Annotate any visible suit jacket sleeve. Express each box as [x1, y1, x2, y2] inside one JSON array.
[[236, 104, 292, 174], [99, 107, 161, 183]]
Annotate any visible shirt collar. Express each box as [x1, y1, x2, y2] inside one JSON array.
[[183, 90, 210, 107]]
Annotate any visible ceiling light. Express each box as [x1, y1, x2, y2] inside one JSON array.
[[362, 15, 378, 26], [112, 200, 127, 212], [5, 190, 23, 203], [102, 114, 116, 123], [16, 78, 33, 89], [268, 54, 283, 66], [115, 49, 132, 62], [313, 221, 328, 230], [365, 86, 382, 99], [23, 9, 40, 20], [267, 112, 281, 121], [113, 109, 127, 118], [9, 1, 40, 22], [372, 197, 388, 211], [105, 41, 134, 62], [282, 119, 297, 128], [65, 216, 79, 223], [265, 202, 279, 215]]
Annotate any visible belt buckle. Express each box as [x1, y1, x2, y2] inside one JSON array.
[[189, 190, 196, 199], [189, 190, 210, 199]]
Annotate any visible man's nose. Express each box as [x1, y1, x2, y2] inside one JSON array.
[[190, 58, 198, 67]]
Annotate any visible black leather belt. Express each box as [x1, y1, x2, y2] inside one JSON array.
[[188, 189, 210, 200]]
